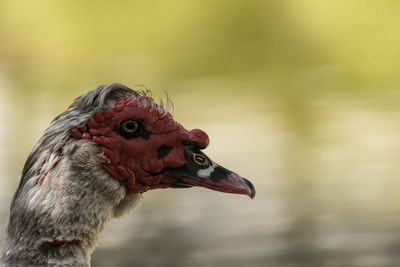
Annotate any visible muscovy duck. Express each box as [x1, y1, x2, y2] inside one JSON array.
[[0, 83, 255, 266]]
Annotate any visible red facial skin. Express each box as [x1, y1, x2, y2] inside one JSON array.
[[71, 96, 209, 194]]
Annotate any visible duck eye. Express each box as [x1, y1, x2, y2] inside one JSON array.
[[122, 120, 139, 133], [193, 153, 209, 166], [118, 119, 143, 138]]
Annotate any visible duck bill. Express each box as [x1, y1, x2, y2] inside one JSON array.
[[165, 149, 255, 199]]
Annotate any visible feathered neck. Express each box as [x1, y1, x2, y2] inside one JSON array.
[[1, 84, 149, 266], [1, 140, 141, 266]]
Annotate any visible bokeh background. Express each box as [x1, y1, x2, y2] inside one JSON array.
[[1, 1, 400, 266]]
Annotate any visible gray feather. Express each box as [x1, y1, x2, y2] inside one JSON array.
[[1, 83, 144, 266]]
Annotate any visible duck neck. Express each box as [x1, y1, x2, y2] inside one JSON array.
[[1, 141, 141, 266]]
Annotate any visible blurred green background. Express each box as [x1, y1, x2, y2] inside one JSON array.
[[1, 1, 400, 266]]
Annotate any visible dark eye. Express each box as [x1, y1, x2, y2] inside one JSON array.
[[117, 119, 143, 139], [193, 153, 209, 166]]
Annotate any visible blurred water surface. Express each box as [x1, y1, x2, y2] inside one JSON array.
[[1, 1, 400, 267]]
